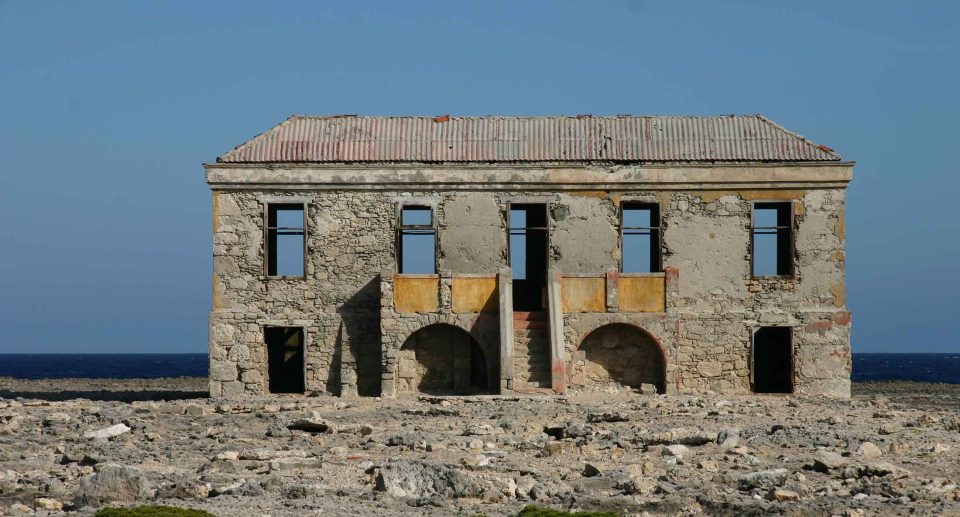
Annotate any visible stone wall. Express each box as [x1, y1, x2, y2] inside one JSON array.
[[208, 164, 851, 399]]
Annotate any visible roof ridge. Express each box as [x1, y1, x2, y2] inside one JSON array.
[[754, 114, 841, 159], [287, 114, 763, 120], [217, 115, 299, 163]]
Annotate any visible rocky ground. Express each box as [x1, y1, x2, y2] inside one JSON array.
[[1, 378, 959, 516]]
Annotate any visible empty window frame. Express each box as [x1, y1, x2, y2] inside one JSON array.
[[620, 202, 661, 273], [265, 203, 307, 277], [752, 326, 793, 394], [751, 202, 793, 277], [508, 203, 549, 311], [398, 206, 436, 274]]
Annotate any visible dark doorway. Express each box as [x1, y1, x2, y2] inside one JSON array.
[[509, 204, 548, 311], [752, 327, 793, 393], [470, 341, 490, 391], [265, 327, 305, 394]]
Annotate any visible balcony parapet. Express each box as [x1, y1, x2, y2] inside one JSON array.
[[385, 271, 499, 315], [559, 267, 679, 314]]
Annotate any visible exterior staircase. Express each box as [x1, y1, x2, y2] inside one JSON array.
[[513, 311, 552, 390]]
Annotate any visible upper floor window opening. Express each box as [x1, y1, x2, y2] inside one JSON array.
[[265, 203, 306, 278], [620, 202, 661, 273], [751, 202, 794, 277], [398, 205, 437, 274]]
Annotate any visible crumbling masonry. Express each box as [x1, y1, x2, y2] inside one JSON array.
[[205, 115, 853, 399]]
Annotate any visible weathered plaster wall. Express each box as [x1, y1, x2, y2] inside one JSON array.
[[551, 194, 618, 273], [439, 195, 506, 274], [209, 164, 850, 399]]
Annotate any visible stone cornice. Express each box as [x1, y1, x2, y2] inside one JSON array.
[[205, 163, 853, 191]]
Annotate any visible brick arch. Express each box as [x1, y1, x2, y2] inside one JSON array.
[[568, 323, 667, 394], [395, 323, 492, 395]]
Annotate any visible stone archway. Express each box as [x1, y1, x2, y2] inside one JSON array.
[[397, 324, 491, 395], [570, 323, 666, 393]]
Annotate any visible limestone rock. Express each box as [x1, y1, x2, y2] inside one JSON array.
[[767, 488, 800, 501], [374, 460, 481, 499], [83, 423, 131, 440], [285, 412, 337, 433], [739, 468, 789, 490], [74, 464, 152, 506], [856, 442, 882, 459], [812, 450, 849, 472], [662, 444, 690, 458]]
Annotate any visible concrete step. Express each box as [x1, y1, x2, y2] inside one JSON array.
[[513, 319, 548, 330], [513, 311, 548, 321], [514, 329, 549, 338], [515, 338, 549, 345]]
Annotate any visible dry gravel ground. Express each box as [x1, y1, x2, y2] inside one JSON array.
[[0, 378, 959, 516]]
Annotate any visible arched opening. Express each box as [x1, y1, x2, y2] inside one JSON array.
[[396, 324, 492, 395], [571, 323, 666, 393]]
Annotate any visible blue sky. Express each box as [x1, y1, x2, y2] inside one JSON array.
[[0, 1, 957, 353]]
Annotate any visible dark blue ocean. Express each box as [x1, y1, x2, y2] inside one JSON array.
[[0, 353, 958, 383]]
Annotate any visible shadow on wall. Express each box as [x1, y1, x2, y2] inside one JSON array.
[[398, 323, 493, 395], [329, 278, 383, 397], [572, 323, 666, 393]]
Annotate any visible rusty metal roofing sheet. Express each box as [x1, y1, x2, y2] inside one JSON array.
[[216, 115, 841, 163]]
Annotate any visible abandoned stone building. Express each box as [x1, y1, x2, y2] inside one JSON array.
[[205, 115, 853, 400]]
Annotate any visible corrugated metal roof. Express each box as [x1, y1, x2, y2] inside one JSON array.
[[216, 115, 842, 163]]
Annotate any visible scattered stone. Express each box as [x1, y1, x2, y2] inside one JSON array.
[[767, 488, 800, 501], [83, 423, 131, 440], [463, 424, 495, 436], [542, 441, 568, 457], [739, 469, 789, 490], [886, 442, 908, 455], [214, 451, 240, 461], [586, 412, 629, 423], [0, 415, 23, 435], [812, 450, 850, 472], [33, 498, 62, 511], [662, 444, 690, 458], [74, 464, 152, 505], [42, 413, 71, 426], [638, 383, 658, 395], [717, 428, 740, 449], [184, 404, 206, 416], [286, 413, 335, 433], [856, 442, 882, 459], [374, 460, 481, 499], [582, 463, 602, 477]]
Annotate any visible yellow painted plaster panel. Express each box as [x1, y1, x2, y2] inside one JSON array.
[[830, 283, 846, 308], [452, 277, 498, 313], [568, 190, 609, 199], [619, 276, 666, 313], [835, 209, 845, 241], [394, 276, 440, 313], [561, 277, 606, 313]]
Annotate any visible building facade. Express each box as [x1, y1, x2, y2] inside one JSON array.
[[205, 115, 853, 399]]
